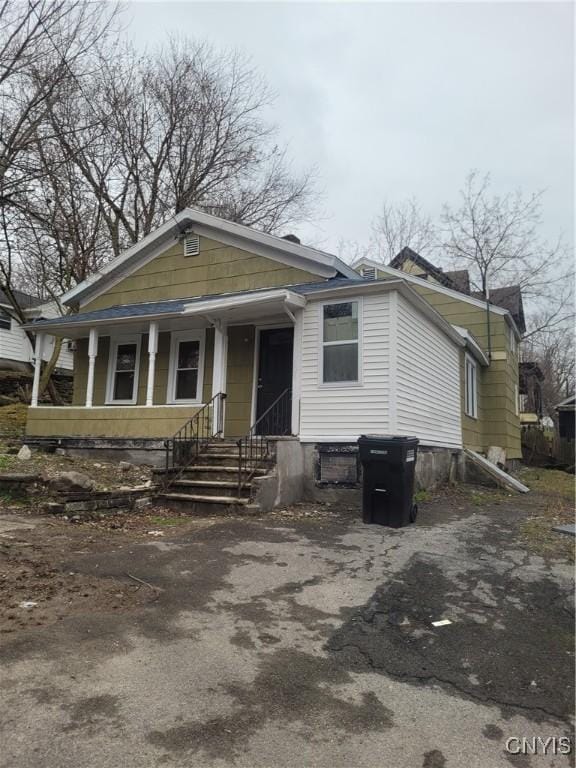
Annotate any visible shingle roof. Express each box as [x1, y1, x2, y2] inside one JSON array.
[[27, 277, 374, 329], [471, 285, 525, 333], [443, 269, 470, 295], [0, 288, 43, 309]]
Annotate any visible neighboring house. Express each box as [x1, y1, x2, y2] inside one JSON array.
[[0, 289, 73, 373], [23, 208, 522, 507], [518, 361, 545, 427], [556, 395, 575, 441], [353, 248, 524, 461]]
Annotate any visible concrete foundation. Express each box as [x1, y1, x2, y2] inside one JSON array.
[[23, 437, 166, 467], [252, 438, 305, 512]]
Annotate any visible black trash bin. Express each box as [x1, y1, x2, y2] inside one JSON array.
[[358, 435, 419, 527]]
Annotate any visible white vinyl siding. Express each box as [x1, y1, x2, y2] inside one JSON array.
[[395, 294, 462, 448], [299, 289, 462, 448], [300, 292, 391, 439], [0, 316, 74, 370]]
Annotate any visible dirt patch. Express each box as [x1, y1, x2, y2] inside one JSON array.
[[0, 446, 153, 496]]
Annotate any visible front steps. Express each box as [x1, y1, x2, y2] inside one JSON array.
[[154, 439, 275, 515]]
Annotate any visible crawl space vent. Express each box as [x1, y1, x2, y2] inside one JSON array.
[[361, 266, 376, 280], [319, 453, 358, 483], [183, 234, 200, 257]]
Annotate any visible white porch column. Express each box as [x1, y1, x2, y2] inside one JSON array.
[[212, 322, 228, 434], [30, 333, 44, 407], [291, 310, 303, 435], [85, 328, 98, 408], [146, 321, 159, 407]]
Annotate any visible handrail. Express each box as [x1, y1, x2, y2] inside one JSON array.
[[237, 388, 291, 494], [164, 391, 226, 488]]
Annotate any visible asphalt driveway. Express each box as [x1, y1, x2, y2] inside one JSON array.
[[0, 484, 574, 767]]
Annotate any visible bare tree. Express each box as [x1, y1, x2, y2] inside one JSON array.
[[439, 171, 573, 300], [45, 38, 316, 259], [369, 197, 437, 263], [522, 319, 575, 420], [0, 0, 118, 400]]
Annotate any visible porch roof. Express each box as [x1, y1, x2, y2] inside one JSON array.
[[23, 277, 366, 336]]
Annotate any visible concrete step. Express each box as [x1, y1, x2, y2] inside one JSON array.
[[182, 466, 268, 482], [157, 492, 251, 516], [170, 479, 251, 498]]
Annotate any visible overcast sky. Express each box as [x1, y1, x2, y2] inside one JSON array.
[[127, 1, 574, 255]]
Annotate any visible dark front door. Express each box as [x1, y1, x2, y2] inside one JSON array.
[[256, 327, 293, 435]]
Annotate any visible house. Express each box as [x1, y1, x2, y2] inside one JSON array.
[[556, 395, 575, 441], [518, 361, 545, 427], [0, 289, 73, 373], [353, 248, 524, 462], [23, 209, 521, 509]]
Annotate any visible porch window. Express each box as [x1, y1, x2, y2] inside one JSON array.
[[106, 336, 141, 404], [464, 353, 478, 418], [167, 331, 205, 404], [322, 301, 359, 384]]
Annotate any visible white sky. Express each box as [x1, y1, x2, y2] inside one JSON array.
[[126, 1, 574, 254]]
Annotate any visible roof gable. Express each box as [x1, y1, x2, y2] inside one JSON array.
[[62, 208, 357, 308]]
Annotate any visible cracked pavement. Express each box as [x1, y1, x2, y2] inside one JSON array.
[[0, 487, 574, 767]]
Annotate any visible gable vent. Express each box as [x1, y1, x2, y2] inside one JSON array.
[[183, 234, 200, 257], [361, 266, 376, 280]]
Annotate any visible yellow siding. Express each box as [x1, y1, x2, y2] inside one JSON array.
[[224, 325, 256, 437], [376, 267, 521, 458], [26, 406, 200, 439], [83, 236, 321, 311]]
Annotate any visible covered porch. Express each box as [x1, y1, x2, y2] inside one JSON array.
[[25, 289, 305, 441]]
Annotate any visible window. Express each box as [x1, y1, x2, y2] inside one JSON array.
[[106, 336, 141, 404], [167, 331, 205, 404], [322, 301, 359, 384], [0, 309, 10, 330], [515, 384, 520, 416], [464, 354, 478, 418], [508, 324, 517, 357]]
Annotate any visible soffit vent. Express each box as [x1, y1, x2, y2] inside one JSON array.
[[361, 266, 376, 280], [183, 234, 200, 257], [319, 453, 358, 484]]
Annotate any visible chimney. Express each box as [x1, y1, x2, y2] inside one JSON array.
[[282, 233, 301, 244]]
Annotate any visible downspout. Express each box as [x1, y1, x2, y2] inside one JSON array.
[[485, 283, 492, 363]]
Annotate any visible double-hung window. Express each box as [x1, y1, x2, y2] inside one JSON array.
[[464, 354, 478, 418], [322, 301, 359, 384], [107, 336, 141, 404], [168, 331, 204, 404]]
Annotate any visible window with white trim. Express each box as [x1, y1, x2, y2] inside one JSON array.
[[0, 309, 11, 330], [322, 301, 359, 384], [464, 354, 478, 418], [107, 336, 141, 404], [167, 331, 204, 404]]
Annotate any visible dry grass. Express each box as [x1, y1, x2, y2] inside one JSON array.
[[0, 404, 28, 437], [518, 468, 575, 562]]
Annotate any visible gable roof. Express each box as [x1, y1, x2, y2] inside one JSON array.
[[61, 208, 358, 308], [389, 247, 455, 287]]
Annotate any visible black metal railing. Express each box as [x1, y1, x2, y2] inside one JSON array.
[[237, 388, 292, 494], [164, 392, 226, 487]]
